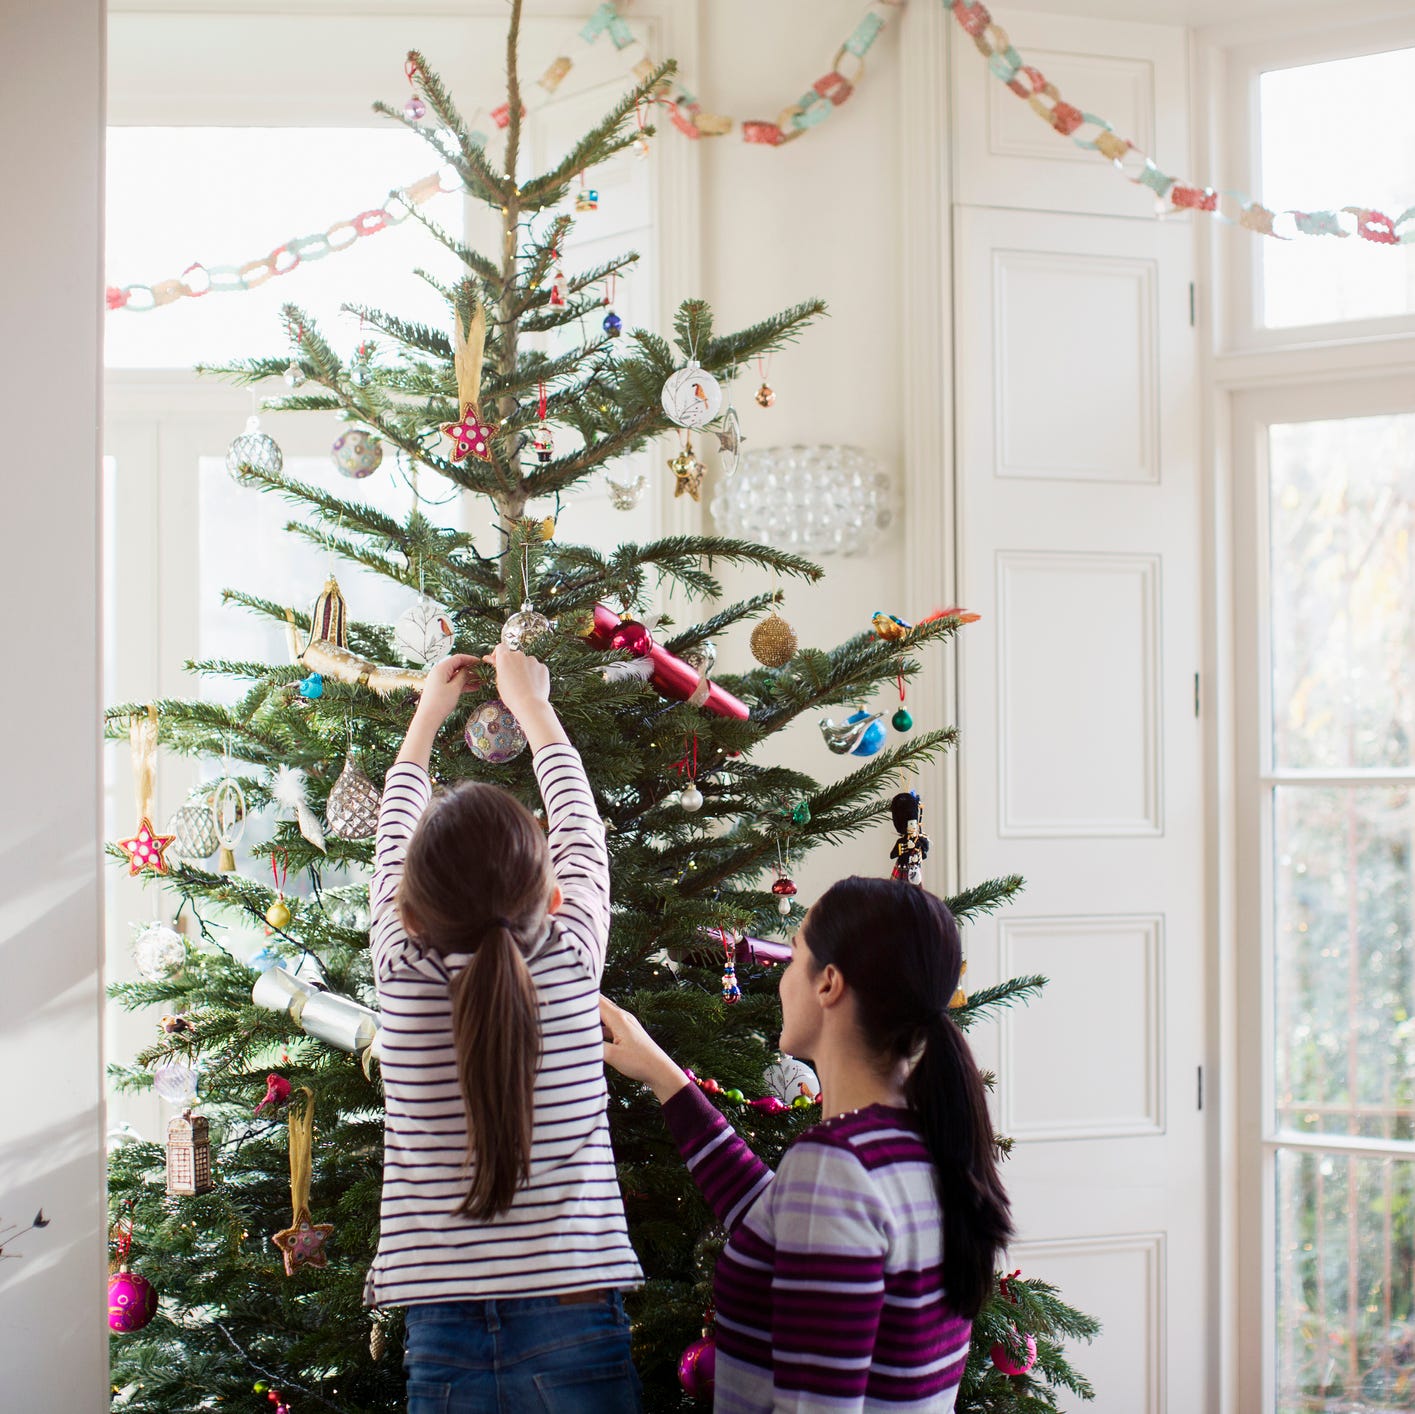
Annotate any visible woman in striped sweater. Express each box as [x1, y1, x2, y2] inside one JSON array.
[[367, 647, 643, 1413], [601, 877, 1012, 1412]]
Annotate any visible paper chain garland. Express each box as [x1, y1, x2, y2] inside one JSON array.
[[943, 0, 1415, 244], [105, 0, 1413, 313], [105, 0, 902, 313]]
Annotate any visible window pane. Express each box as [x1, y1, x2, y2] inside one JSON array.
[[1259, 49, 1415, 329], [1275, 1148, 1415, 1411], [197, 453, 460, 694], [1273, 785, 1415, 1144], [1269, 413, 1415, 771], [106, 128, 464, 369]]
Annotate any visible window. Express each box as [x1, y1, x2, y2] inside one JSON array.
[[1235, 385, 1415, 1411], [105, 127, 464, 369], [1226, 29, 1415, 346]]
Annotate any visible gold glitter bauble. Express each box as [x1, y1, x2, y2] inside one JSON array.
[[750, 611, 798, 668]]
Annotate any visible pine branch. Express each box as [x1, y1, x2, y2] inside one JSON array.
[[946, 874, 1026, 921], [520, 63, 674, 208]]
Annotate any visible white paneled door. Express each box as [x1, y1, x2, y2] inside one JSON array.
[[954, 206, 1203, 1411]]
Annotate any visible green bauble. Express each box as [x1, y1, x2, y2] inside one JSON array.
[[892, 707, 914, 732]]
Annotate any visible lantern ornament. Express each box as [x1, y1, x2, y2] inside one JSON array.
[[165, 1110, 214, 1196]]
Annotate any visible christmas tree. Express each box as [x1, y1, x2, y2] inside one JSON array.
[[106, 10, 1097, 1410]]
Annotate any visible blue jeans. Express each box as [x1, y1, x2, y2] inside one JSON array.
[[402, 1290, 642, 1414]]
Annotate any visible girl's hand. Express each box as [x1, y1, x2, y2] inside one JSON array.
[[600, 996, 688, 1103], [413, 654, 482, 729], [485, 645, 551, 721]]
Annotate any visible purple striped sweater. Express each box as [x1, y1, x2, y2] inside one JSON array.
[[662, 1084, 971, 1412], [364, 747, 643, 1307]]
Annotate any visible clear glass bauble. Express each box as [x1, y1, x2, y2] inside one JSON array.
[[134, 924, 186, 981], [153, 1058, 200, 1105], [501, 603, 551, 652], [282, 360, 307, 389]]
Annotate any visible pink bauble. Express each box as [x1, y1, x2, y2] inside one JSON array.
[[677, 1334, 716, 1399], [990, 1330, 1037, 1376], [108, 1268, 158, 1333]]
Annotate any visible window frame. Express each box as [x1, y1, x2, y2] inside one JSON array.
[[1230, 372, 1415, 1413], [1221, 14, 1415, 354]]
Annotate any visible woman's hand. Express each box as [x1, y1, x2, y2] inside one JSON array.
[[600, 996, 689, 1104], [414, 654, 482, 728]]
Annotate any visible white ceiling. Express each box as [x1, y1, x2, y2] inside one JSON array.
[[1012, 0, 1409, 27]]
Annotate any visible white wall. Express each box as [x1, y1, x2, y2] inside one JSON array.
[[0, 0, 109, 1405], [699, 0, 911, 901]]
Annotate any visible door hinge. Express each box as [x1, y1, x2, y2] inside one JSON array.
[[1197, 1065, 1204, 1111], [1194, 672, 1200, 718], [1189, 282, 1196, 327]]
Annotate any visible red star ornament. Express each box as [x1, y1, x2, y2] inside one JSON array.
[[118, 817, 176, 876], [271, 1206, 335, 1276], [441, 404, 498, 462]]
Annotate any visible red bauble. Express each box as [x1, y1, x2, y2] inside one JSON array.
[[991, 1330, 1037, 1376], [677, 1334, 716, 1399], [609, 620, 653, 657], [108, 1268, 158, 1333]]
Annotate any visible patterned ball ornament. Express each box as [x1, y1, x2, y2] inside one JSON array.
[[330, 428, 384, 479], [750, 610, 798, 668], [226, 414, 283, 484], [108, 1269, 159, 1334], [464, 699, 527, 764]]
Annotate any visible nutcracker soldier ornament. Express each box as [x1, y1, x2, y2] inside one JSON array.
[[889, 790, 929, 887]]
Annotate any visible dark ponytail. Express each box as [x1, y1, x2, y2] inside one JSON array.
[[803, 876, 1013, 1318], [397, 783, 553, 1220]]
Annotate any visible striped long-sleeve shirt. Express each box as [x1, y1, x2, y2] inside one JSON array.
[[662, 1084, 971, 1412], [364, 746, 644, 1308]]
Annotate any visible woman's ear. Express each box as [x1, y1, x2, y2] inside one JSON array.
[[547, 883, 564, 916], [816, 962, 848, 1011], [399, 902, 421, 939]]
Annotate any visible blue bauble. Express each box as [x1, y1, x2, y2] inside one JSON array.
[[298, 673, 324, 699], [249, 948, 280, 973], [602, 310, 623, 337], [847, 709, 886, 756]]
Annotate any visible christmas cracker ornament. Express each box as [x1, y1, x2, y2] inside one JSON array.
[[583, 604, 749, 720]]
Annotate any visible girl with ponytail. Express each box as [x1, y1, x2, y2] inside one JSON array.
[[601, 874, 1011, 1412], [367, 647, 642, 1413]]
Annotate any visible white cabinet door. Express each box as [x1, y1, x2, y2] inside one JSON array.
[[954, 204, 1204, 1413]]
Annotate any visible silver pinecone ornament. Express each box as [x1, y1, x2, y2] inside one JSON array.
[[326, 751, 381, 840]]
